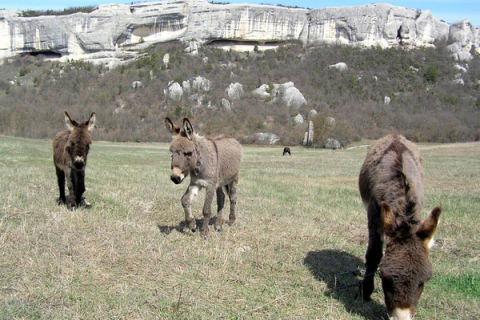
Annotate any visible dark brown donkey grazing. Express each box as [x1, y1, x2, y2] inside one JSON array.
[[165, 117, 242, 236], [283, 147, 291, 156], [53, 111, 96, 211], [358, 134, 441, 320]]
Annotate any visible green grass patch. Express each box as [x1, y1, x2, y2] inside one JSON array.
[[431, 272, 480, 299]]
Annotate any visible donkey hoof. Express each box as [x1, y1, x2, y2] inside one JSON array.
[[191, 228, 197, 233], [79, 198, 91, 208], [215, 226, 221, 232]]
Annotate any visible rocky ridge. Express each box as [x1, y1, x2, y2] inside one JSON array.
[[0, 0, 479, 64]]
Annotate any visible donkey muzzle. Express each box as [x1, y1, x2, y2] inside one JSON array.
[[389, 308, 414, 320], [170, 175, 183, 184], [74, 159, 85, 170], [170, 166, 185, 184]]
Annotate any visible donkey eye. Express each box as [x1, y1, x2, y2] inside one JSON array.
[[184, 152, 192, 157]]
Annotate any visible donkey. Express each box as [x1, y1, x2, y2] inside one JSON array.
[[358, 134, 441, 320], [283, 147, 291, 156], [165, 117, 242, 236], [53, 111, 96, 211]]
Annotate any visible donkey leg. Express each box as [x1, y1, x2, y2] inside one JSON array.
[[181, 185, 199, 232], [227, 178, 238, 226], [200, 186, 216, 236], [55, 166, 66, 205], [361, 232, 383, 300], [66, 168, 77, 211], [360, 201, 384, 301], [214, 187, 225, 231], [75, 170, 86, 207]]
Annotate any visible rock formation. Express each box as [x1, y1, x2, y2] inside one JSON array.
[[303, 121, 314, 146], [0, 0, 478, 63]]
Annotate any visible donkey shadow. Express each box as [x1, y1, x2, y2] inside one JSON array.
[[303, 249, 387, 320], [157, 217, 218, 235]]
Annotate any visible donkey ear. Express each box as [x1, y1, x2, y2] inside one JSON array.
[[183, 118, 194, 140], [165, 117, 180, 135], [416, 206, 441, 249], [64, 111, 77, 131], [380, 202, 397, 237], [87, 112, 96, 131]]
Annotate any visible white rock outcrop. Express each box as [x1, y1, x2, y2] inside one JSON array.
[[252, 84, 271, 100], [329, 62, 348, 72], [268, 82, 307, 108], [251, 133, 280, 145], [164, 81, 183, 101], [0, 1, 478, 62], [308, 109, 318, 118], [221, 98, 231, 111], [303, 121, 314, 146], [294, 114, 304, 124], [192, 76, 211, 92], [226, 82, 244, 100]]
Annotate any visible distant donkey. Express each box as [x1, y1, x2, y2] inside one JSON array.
[[165, 117, 242, 236], [358, 134, 441, 320], [283, 147, 291, 156], [53, 111, 96, 211]]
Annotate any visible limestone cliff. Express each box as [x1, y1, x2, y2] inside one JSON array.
[[0, 0, 478, 63]]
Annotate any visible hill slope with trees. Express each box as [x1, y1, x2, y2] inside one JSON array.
[[1, 41, 479, 146]]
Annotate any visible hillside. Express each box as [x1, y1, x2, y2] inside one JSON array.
[[0, 41, 479, 146]]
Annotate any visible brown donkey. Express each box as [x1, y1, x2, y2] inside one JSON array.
[[53, 111, 96, 211], [165, 117, 241, 236], [358, 134, 441, 320]]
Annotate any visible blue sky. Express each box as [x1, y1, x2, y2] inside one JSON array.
[[0, 0, 478, 27]]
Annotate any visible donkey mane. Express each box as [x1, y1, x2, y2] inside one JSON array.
[[389, 140, 422, 226]]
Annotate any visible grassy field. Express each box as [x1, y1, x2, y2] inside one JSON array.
[[0, 135, 479, 320]]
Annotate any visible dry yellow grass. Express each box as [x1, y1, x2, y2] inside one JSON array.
[[0, 136, 479, 319]]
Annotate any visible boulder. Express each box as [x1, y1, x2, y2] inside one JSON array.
[[252, 84, 270, 100], [308, 109, 318, 118], [324, 138, 341, 149], [294, 114, 304, 124], [131, 81, 143, 89], [270, 82, 307, 107], [164, 81, 183, 101], [250, 132, 280, 145], [221, 98, 231, 111], [226, 82, 244, 100], [192, 76, 211, 92], [329, 62, 348, 72]]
